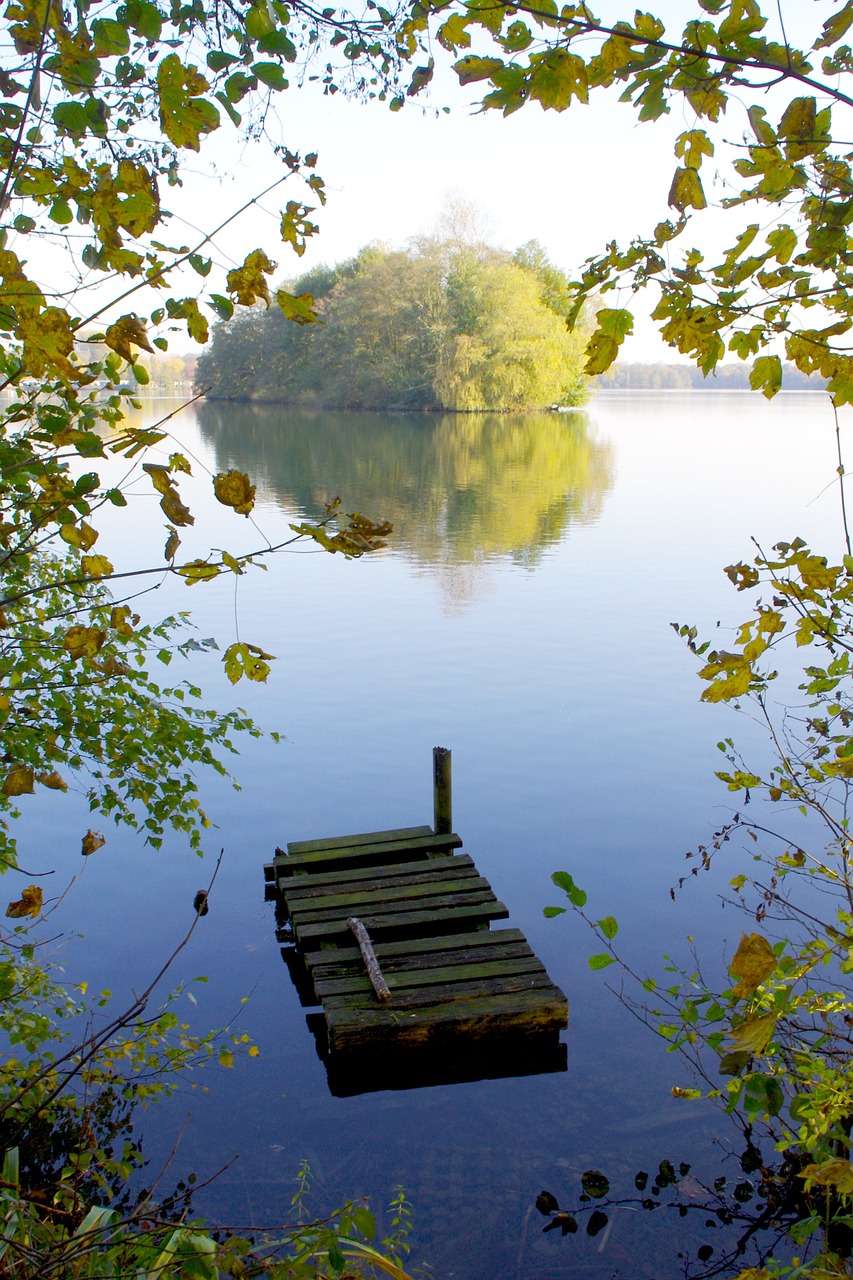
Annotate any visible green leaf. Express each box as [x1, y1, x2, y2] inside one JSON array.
[[92, 18, 130, 55], [254, 61, 288, 89], [551, 870, 587, 907], [597, 915, 618, 940], [588, 953, 616, 970]]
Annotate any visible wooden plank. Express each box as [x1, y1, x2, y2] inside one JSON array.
[[326, 987, 569, 1050], [307, 936, 534, 984], [303, 928, 527, 972], [296, 900, 509, 949], [323, 970, 556, 1012], [293, 886, 498, 929], [314, 954, 547, 999], [286, 825, 433, 855], [280, 855, 477, 897], [286, 875, 493, 919], [278, 832, 463, 876]]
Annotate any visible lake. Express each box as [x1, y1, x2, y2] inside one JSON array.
[[22, 390, 852, 1278]]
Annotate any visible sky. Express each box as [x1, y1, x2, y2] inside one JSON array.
[[43, 0, 832, 363]]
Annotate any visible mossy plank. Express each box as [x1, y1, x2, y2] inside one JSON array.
[[296, 900, 509, 949], [307, 937, 534, 984], [279, 832, 463, 876], [287, 825, 432, 854], [287, 875, 492, 918], [323, 970, 555, 1011], [326, 988, 569, 1051], [314, 954, 547, 999], [281, 855, 476, 897], [292, 885, 494, 926], [303, 928, 527, 973]]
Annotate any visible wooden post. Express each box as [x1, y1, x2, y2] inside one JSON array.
[[433, 746, 452, 835], [347, 917, 391, 1002]]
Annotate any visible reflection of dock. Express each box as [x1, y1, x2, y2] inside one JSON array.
[[264, 751, 568, 1094]]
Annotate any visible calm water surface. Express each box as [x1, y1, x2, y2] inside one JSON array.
[[23, 391, 853, 1278]]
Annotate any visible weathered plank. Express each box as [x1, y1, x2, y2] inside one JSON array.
[[278, 832, 463, 876], [287, 825, 432, 855], [326, 987, 569, 1051], [293, 886, 499, 930], [303, 927, 528, 973], [307, 936, 534, 985], [313, 954, 547, 1000], [324, 970, 556, 1012], [296, 900, 509, 949], [281, 857, 478, 901], [286, 875, 493, 919]]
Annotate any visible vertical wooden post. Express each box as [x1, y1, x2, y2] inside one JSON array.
[[433, 746, 452, 835]]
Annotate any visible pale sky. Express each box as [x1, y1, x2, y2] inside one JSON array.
[[47, 1, 832, 363]]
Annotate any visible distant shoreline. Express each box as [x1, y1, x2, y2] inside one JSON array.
[[595, 361, 826, 391]]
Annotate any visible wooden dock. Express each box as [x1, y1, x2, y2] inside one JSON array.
[[264, 752, 568, 1076]]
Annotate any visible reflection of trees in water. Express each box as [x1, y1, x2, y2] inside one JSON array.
[[196, 405, 615, 581], [528, 1139, 831, 1280]]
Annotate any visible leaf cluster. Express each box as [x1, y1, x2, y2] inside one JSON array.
[[403, 1, 853, 399]]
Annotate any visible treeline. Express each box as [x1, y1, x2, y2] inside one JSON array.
[[598, 361, 828, 390], [196, 237, 589, 411]]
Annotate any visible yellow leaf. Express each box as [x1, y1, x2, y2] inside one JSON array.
[[729, 933, 776, 998], [800, 1158, 853, 1195], [5, 885, 43, 919], [213, 470, 255, 516], [226, 249, 276, 306], [799, 556, 839, 590], [60, 521, 98, 551], [37, 769, 67, 791], [110, 605, 136, 635], [671, 1086, 701, 1099], [2, 764, 34, 796], [223, 641, 273, 683], [219, 1047, 234, 1068], [104, 313, 154, 360], [19, 305, 76, 379], [81, 829, 106, 856], [93, 656, 131, 676], [700, 668, 752, 702], [248, 1045, 260, 1058], [178, 558, 220, 585], [160, 487, 194, 527], [81, 554, 114, 579], [222, 551, 243, 575], [728, 1012, 778, 1055], [63, 626, 107, 661], [667, 166, 707, 212], [142, 463, 174, 496]]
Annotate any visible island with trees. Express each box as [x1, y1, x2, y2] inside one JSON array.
[[196, 235, 590, 410]]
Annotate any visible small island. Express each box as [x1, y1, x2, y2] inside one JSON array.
[[196, 234, 590, 412]]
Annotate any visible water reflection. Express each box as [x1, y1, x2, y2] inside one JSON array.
[[196, 405, 615, 582]]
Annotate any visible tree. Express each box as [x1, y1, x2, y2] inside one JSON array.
[[441, 5, 853, 1273], [0, 0, 398, 1265], [397, 2, 853, 399], [198, 236, 588, 407]]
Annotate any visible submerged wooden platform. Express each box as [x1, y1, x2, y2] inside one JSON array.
[[264, 820, 569, 1059]]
